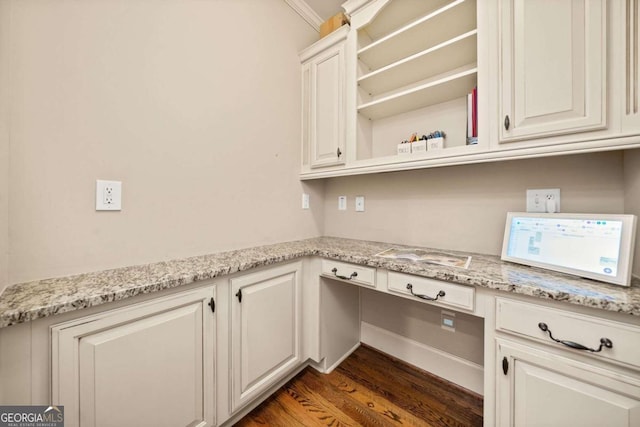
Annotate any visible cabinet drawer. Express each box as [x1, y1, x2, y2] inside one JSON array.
[[496, 298, 640, 368], [321, 260, 376, 288], [387, 272, 475, 311]]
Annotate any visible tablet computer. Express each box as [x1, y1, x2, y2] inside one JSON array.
[[501, 212, 637, 286]]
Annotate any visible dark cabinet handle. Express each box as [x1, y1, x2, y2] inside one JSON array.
[[504, 115, 510, 130], [502, 356, 509, 375], [406, 284, 445, 301], [336, 147, 342, 157], [538, 322, 612, 353], [236, 289, 242, 303], [331, 267, 357, 280]]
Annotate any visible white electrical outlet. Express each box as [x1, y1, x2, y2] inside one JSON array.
[[96, 180, 122, 211], [338, 196, 347, 211], [441, 310, 456, 332], [302, 193, 310, 210], [355, 196, 365, 212], [526, 188, 560, 213]]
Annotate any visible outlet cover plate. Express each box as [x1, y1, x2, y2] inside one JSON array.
[[355, 196, 365, 212], [526, 188, 560, 213], [96, 180, 122, 211], [338, 196, 347, 211], [302, 193, 310, 210]]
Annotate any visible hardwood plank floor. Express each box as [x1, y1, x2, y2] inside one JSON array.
[[235, 345, 483, 426]]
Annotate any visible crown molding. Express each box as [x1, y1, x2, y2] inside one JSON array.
[[284, 0, 323, 31]]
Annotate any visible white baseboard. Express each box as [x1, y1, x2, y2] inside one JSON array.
[[360, 321, 484, 395], [312, 342, 361, 374]]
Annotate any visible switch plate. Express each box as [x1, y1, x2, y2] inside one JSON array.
[[355, 196, 365, 212], [302, 193, 310, 210], [526, 188, 561, 213], [338, 196, 347, 211], [96, 180, 122, 211]]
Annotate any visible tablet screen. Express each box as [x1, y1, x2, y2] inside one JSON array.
[[502, 213, 637, 286]]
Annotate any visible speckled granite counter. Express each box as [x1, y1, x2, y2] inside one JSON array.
[[1, 236, 639, 328]]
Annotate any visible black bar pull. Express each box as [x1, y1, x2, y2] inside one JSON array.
[[504, 115, 510, 130], [236, 289, 242, 303], [406, 284, 445, 301], [336, 147, 342, 157], [538, 322, 612, 353], [208, 297, 215, 313], [331, 267, 357, 281], [502, 357, 509, 375]]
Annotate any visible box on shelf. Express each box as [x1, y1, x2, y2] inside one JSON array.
[[320, 12, 349, 38], [397, 143, 412, 155], [427, 137, 444, 151], [411, 140, 427, 154]]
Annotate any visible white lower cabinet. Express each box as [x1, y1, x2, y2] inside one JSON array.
[[494, 296, 640, 427], [496, 339, 640, 427], [51, 287, 216, 427], [230, 262, 302, 412]]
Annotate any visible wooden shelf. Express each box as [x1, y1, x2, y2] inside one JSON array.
[[358, 30, 477, 96], [358, 0, 476, 70], [357, 65, 477, 120]]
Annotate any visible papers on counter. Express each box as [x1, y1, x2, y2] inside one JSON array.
[[375, 248, 472, 269]]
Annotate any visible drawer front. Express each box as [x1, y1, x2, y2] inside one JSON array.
[[496, 298, 640, 368], [321, 260, 376, 288], [387, 272, 475, 311]]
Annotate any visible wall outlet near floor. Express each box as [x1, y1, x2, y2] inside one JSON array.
[[96, 180, 122, 211], [355, 196, 365, 212], [441, 310, 456, 332], [302, 193, 310, 210], [338, 196, 347, 211], [526, 188, 561, 213]]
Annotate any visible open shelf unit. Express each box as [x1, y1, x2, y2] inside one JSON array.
[[353, 0, 479, 163]]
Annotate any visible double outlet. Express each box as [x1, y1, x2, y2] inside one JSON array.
[[96, 180, 122, 211]]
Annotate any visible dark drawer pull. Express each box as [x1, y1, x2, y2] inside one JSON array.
[[406, 284, 445, 301], [538, 322, 612, 353], [331, 267, 357, 281]]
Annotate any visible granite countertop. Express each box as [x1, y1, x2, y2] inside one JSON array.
[[1, 236, 639, 328]]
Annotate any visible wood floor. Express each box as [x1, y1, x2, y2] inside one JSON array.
[[235, 345, 483, 427]]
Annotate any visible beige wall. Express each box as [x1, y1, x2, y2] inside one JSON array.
[[5, 0, 323, 285], [361, 289, 484, 364], [324, 151, 626, 256], [0, 1, 9, 293], [624, 148, 640, 277]]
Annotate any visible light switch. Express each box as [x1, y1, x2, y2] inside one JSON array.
[[355, 196, 365, 212], [338, 196, 347, 211]]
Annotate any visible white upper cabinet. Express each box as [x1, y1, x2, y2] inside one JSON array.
[[499, 0, 607, 142], [299, 0, 640, 180], [301, 27, 348, 169], [301, 0, 487, 179], [621, 0, 640, 134]]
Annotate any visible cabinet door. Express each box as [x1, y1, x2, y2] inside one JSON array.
[[622, 0, 640, 133], [51, 288, 215, 427], [500, 0, 607, 142], [230, 262, 302, 411], [496, 340, 640, 427], [308, 38, 346, 168]]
